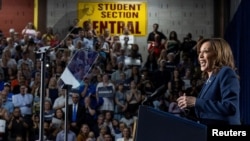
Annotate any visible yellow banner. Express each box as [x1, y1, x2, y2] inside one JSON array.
[[77, 2, 147, 36]]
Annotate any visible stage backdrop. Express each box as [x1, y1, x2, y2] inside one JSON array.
[[224, 0, 250, 125], [77, 1, 147, 36]]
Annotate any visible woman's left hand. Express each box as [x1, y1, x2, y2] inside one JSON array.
[[177, 94, 196, 109]]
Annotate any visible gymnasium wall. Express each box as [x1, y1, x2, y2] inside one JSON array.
[[0, 0, 34, 36]]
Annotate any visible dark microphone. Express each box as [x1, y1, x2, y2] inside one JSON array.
[[142, 84, 166, 105]]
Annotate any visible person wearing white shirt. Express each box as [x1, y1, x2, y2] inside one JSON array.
[[116, 127, 133, 141], [119, 111, 137, 129], [96, 74, 115, 114], [21, 22, 37, 39], [12, 85, 33, 116], [56, 122, 76, 141], [12, 84, 33, 127], [83, 30, 95, 51], [53, 88, 73, 113]]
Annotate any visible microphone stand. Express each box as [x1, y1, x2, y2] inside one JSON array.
[[61, 84, 72, 141], [35, 46, 50, 141], [34, 12, 87, 140]]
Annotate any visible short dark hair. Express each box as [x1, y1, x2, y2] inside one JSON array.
[[153, 23, 159, 28]]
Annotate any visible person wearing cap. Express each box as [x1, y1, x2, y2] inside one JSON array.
[[9, 28, 15, 39], [0, 89, 14, 115], [0, 94, 10, 121], [1, 82, 14, 113]]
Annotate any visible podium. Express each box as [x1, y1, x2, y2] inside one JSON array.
[[135, 106, 207, 141]]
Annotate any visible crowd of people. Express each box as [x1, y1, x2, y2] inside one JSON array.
[[0, 20, 207, 141]]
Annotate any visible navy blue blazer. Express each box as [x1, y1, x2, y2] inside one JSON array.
[[195, 66, 241, 125]]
